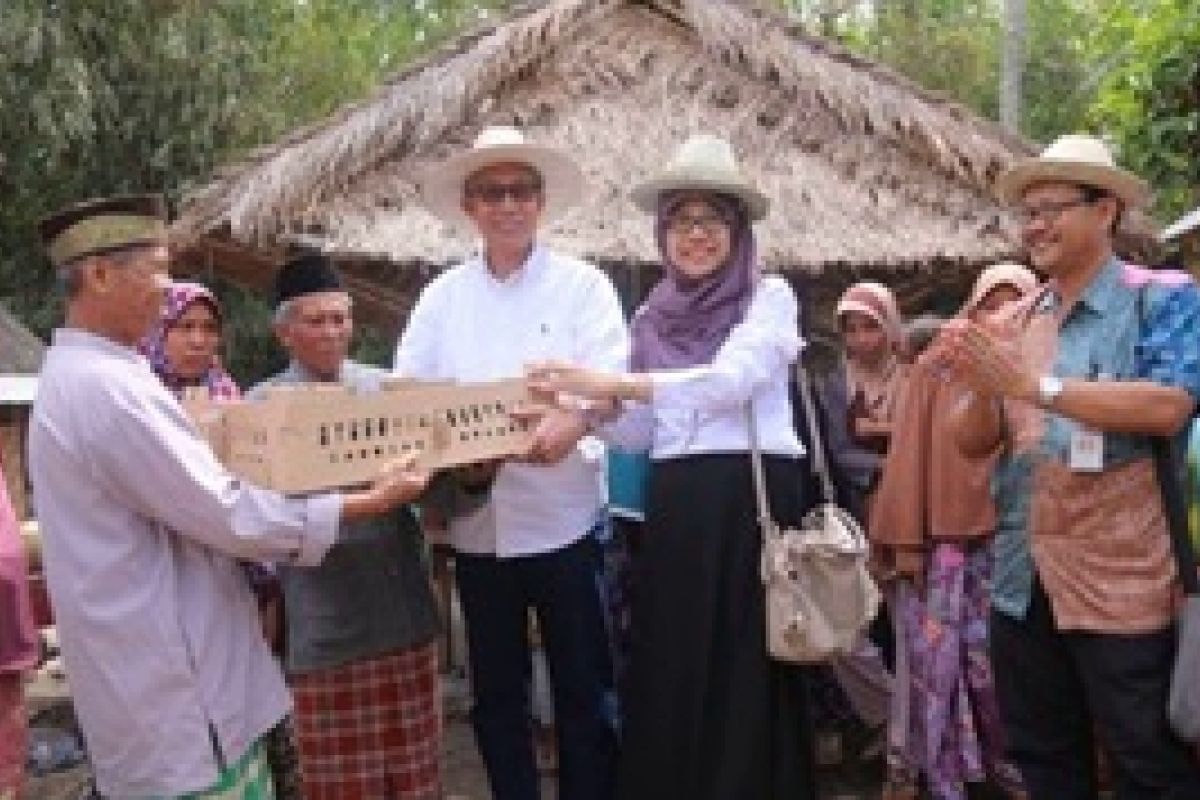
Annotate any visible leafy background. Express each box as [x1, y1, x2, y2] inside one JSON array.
[[1, 0, 1194, 383]]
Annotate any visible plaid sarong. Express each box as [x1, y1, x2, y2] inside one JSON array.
[[291, 643, 441, 799], [176, 740, 274, 799]]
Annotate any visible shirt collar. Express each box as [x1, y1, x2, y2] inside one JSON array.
[[52, 327, 143, 364], [472, 243, 545, 287], [284, 359, 347, 384], [1074, 255, 1124, 316]]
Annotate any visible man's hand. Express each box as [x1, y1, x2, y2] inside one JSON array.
[[522, 405, 589, 465], [342, 455, 431, 520], [453, 458, 503, 493]]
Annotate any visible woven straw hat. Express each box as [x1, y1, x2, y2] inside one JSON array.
[[631, 134, 769, 221], [419, 126, 584, 229], [997, 134, 1150, 208]]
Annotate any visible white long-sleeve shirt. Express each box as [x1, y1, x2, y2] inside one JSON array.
[[603, 275, 806, 459], [393, 245, 629, 557], [28, 329, 341, 797]]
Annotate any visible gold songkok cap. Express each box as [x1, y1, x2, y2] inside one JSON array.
[[38, 194, 168, 269]]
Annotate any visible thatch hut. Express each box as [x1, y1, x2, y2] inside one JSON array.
[[1164, 206, 1200, 269], [175, 0, 1037, 350], [0, 305, 45, 520]]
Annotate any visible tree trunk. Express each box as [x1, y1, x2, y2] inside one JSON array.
[[1000, 0, 1026, 133]]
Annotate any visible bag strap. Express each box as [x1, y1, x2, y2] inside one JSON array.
[[1136, 285, 1199, 596], [746, 399, 776, 535], [792, 361, 836, 505], [746, 357, 837, 534], [1150, 437, 1199, 596]]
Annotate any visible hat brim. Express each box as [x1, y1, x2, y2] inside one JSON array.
[[997, 159, 1151, 208], [419, 143, 584, 230], [630, 176, 769, 222], [835, 299, 882, 321]]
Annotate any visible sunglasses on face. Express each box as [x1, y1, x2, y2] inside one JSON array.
[[466, 180, 543, 205]]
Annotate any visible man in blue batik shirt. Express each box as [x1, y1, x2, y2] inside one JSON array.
[[942, 135, 1200, 800]]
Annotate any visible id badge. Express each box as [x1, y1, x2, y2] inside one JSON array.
[[1069, 426, 1104, 472]]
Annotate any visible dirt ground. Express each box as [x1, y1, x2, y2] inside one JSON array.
[[24, 669, 553, 800], [25, 667, 879, 799], [23, 596, 879, 800]]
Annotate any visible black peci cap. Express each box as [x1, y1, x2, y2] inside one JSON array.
[[273, 249, 345, 308]]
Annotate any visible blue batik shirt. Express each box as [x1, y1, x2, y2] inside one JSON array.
[[990, 256, 1200, 621]]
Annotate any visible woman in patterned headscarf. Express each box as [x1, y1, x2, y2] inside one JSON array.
[[139, 281, 302, 800], [140, 281, 240, 401]]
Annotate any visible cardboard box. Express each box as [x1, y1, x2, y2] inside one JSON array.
[[184, 378, 534, 493]]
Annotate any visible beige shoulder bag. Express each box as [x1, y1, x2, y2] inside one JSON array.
[[747, 364, 880, 663]]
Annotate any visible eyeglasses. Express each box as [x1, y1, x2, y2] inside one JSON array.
[[665, 212, 731, 237], [466, 180, 543, 205], [1011, 197, 1094, 226]]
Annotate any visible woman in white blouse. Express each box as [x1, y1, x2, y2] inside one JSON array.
[[528, 134, 815, 800]]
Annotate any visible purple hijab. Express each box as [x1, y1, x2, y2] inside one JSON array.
[[630, 191, 760, 370]]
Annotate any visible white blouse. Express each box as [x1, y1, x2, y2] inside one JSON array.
[[602, 275, 807, 460]]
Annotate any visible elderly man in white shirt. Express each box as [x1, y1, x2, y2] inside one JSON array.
[[28, 194, 429, 798], [395, 127, 627, 800]]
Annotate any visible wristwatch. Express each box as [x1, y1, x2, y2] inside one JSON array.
[[1037, 375, 1064, 408]]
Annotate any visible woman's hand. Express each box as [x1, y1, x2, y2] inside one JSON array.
[[937, 319, 1037, 404], [526, 360, 624, 401]]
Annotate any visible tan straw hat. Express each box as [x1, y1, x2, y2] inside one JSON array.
[[997, 134, 1150, 208], [631, 134, 769, 221], [419, 126, 584, 230]]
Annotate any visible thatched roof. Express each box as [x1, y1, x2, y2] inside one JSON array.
[[177, 0, 1036, 310], [0, 306, 44, 375], [1163, 207, 1200, 242]]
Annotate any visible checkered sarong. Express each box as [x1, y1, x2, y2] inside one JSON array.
[[291, 643, 441, 799]]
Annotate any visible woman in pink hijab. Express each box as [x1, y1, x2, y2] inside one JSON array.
[[872, 263, 1038, 800], [0, 457, 39, 797]]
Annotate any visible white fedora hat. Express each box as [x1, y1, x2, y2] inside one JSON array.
[[631, 134, 769, 221], [419, 126, 585, 229], [997, 134, 1150, 208]]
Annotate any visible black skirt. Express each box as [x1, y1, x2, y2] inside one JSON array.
[[617, 453, 817, 800]]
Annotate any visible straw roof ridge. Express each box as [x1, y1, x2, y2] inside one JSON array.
[[180, 0, 609, 239], [178, 0, 1031, 248]]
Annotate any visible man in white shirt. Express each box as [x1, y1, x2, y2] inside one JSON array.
[[28, 195, 428, 798], [394, 127, 627, 800]]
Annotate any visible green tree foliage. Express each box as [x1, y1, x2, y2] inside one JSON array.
[[0, 0, 504, 383], [777, 0, 1196, 224], [1087, 0, 1199, 220]]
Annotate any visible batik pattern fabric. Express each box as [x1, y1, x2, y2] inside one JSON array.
[[991, 258, 1200, 631], [290, 643, 441, 799], [896, 543, 1022, 800]]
